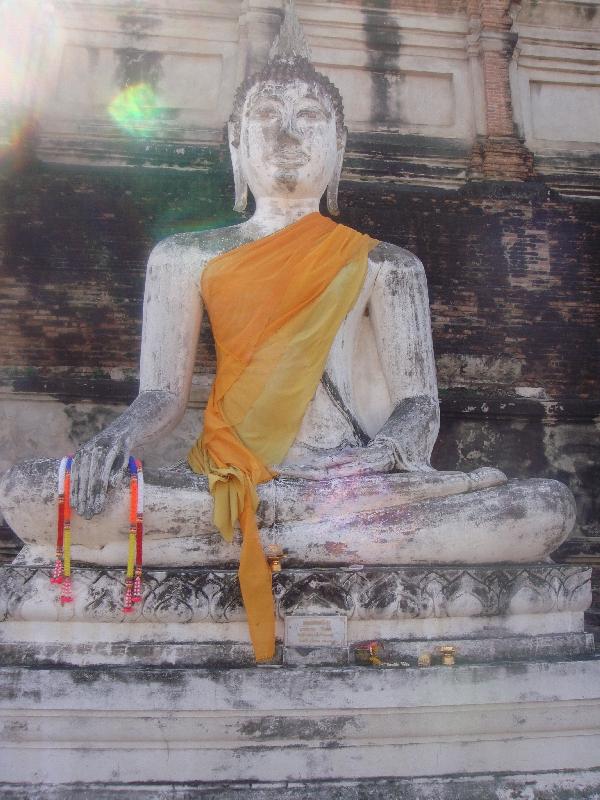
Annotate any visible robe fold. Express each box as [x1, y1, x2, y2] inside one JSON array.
[[188, 212, 377, 661]]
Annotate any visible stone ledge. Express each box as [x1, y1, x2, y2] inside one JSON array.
[[2, 770, 600, 799], [1, 659, 600, 784], [0, 632, 593, 669], [3, 658, 600, 715]]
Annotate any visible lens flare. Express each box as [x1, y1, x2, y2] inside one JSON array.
[[108, 83, 161, 137], [0, 111, 37, 166], [0, 0, 62, 164]]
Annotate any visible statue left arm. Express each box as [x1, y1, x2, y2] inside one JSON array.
[[277, 244, 440, 480], [366, 243, 440, 470], [314, 244, 439, 478]]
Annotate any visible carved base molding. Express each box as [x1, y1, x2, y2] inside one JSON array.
[[0, 563, 591, 624], [0, 563, 593, 666]]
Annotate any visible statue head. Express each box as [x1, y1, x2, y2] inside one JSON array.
[[228, 0, 347, 216]]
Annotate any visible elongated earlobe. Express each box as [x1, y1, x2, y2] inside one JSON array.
[[327, 132, 346, 217], [228, 121, 248, 214], [232, 155, 248, 213]]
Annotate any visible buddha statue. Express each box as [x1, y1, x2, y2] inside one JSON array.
[[0, 2, 575, 658]]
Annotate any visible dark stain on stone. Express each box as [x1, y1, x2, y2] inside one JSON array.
[[360, 574, 403, 611], [505, 502, 528, 522], [68, 667, 188, 688], [0, 775, 599, 799], [117, 14, 162, 37], [68, 669, 104, 685], [576, 4, 597, 22], [383, 266, 400, 296], [238, 713, 358, 741], [0, 683, 41, 703], [1, 719, 28, 735], [115, 49, 163, 89], [361, 1, 402, 126]]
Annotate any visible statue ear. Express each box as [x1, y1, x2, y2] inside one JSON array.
[[326, 129, 346, 217], [228, 121, 248, 214]]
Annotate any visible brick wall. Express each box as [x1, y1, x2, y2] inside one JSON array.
[[481, 50, 515, 136], [3, 163, 599, 401], [1, 160, 232, 382], [345, 181, 600, 400]]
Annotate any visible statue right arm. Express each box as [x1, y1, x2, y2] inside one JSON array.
[[70, 237, 203, 518]]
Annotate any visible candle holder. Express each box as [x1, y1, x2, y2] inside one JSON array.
[[266, 545, 284, 573], [417, 652, 432, 667], [439, 645, 457, 666], [355, 640, 384, 666]]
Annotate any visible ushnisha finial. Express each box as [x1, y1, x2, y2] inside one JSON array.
[[269, 0, 311, 63]]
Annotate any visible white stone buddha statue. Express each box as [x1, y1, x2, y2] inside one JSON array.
[[0, 2, 575, 570]]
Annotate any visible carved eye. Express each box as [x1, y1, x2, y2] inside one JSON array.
[[252, 105, 280, 121], [297, 108, 325, 122]]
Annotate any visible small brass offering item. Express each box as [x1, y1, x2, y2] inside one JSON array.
[[417, 652, 432, 668], [355, 640, 385, 666], [439, 645, 456, 666], [266, 545, 284, 573]]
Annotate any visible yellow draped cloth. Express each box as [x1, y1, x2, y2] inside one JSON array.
[[188, 212, 377, 661]]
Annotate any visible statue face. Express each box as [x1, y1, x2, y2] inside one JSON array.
[[237, 80, 343, 200]]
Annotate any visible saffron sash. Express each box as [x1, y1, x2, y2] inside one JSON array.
[[188, 212, 377, 661]]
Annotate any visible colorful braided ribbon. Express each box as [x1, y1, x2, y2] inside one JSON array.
[[50, 455, 73, 603], [123, 457, 144, 613], [51, 456, 144, 611]]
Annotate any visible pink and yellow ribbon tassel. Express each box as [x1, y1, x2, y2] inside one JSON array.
[[60, 459, 73, 604], [132, 458, 144, 603], [123, 457, 138, 613], [50, 456, 69, 586]]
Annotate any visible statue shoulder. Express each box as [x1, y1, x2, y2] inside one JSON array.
[[147, 224, 247, 270], [369, 241, 425, 276]]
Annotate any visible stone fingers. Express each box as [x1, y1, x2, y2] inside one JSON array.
[[72, 448, 92, 518], [70, 453, 80, 510], [88, 445, 119, 517], [278, 445, 396, 480], [82, 447, 103, 519], [276, 464, 326, 480], [323, 447, 357, 466], [300, 449, 355, 471], [323, 447, 393, 478], [108, 447, 128, 488]]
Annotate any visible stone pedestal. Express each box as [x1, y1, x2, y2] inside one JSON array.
[[1, 561, 598, 797], [1, 658, 600, 796]]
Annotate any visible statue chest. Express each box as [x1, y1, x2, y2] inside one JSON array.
[[282, 263, 392, 460]]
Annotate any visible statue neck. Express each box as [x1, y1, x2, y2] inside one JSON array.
[[248, 197, 321, 236]]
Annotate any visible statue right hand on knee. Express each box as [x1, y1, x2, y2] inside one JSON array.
[[70, 428, 131, 519]]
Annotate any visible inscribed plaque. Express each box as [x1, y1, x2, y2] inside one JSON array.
[[284, 615, 347, 648]]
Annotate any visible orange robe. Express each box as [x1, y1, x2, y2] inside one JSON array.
[[188, 212, 377, 661]]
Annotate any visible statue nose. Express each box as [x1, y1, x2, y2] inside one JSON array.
[[278, 116, 303, 144]]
